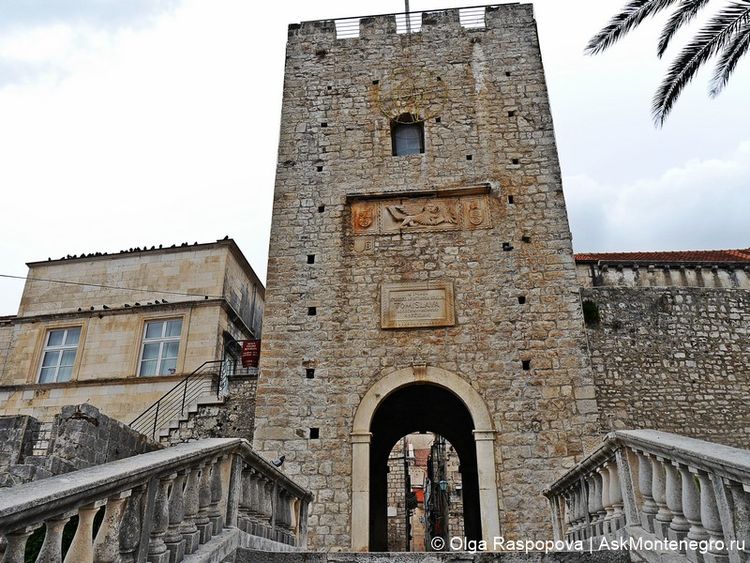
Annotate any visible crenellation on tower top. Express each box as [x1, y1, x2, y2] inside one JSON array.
[[289, 3, 534, 41]]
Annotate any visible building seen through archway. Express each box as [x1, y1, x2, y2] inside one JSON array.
[[386, 432, 464, 551]]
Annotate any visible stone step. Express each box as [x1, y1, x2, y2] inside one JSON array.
[[156, 394, 226, 441], [233, 550, 630, 563]]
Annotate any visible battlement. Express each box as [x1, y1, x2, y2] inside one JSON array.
[[288, 3, 534, 40]]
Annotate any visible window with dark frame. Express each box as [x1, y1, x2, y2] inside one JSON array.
[[391, 113, 424, 156]]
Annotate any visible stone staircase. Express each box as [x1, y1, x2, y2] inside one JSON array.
[[156, 393, 226, 445]]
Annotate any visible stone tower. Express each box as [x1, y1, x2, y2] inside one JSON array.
[[254, 4, 600, 552]]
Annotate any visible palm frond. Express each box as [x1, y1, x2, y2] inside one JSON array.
[[657, 0, 711, 57], [710, 21, 750, 95], [653, 1, 750, 124], [586, 0, 681, 55]]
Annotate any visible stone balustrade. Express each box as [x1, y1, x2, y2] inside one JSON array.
[[544, 430, 750, 562], [0, 438, 311, 563]]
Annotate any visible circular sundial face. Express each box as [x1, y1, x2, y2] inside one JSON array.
[[376, 67, 448, 123]]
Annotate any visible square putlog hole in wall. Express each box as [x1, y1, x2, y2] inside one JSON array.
[[318, 205, 325, 213], [307, 254, 315, 264], [305, 368, 315, 379], [308, 307, 317, 316], [508, 195, 515, 204], [522, 359, 531, 371], [310, 428, 320, 439], [517, 295, 526, 305]]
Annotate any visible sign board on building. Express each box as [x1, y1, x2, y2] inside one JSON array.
[[241, 340, 261, 368]]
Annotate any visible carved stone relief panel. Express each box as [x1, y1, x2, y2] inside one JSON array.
[[351, 194, 492, 235]]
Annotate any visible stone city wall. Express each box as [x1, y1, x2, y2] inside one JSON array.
[[576, 263, 750, 289], [584, 287, 750, 448]]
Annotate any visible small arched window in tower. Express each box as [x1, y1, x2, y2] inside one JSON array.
[[391, 113, 424, 156]]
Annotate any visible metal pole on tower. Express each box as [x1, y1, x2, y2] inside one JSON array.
[[405, 0, 411, 34]]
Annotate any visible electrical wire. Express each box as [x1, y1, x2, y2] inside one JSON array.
[[0, 273, 223, 299]]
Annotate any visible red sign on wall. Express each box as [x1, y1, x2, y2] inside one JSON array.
[[241, 340, 261, 368]]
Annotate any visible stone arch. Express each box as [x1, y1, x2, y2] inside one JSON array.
[[350, 365, 500, 551]]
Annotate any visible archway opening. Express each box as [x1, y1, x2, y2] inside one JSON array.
[[369, 384, 481, 551]]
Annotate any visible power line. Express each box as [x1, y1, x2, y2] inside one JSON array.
[[0, 273, 223, 300]]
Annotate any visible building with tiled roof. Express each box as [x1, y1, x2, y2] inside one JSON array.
[[574, 247, 750, 289]]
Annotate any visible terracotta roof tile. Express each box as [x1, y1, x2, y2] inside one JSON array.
[[575, 248, 750, 264]]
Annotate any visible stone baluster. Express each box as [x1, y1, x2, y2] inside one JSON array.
[[598, 465, 613, 535], [246, 469, 262, 536], [728, 482, 750, 555], [37, 513, 73, 563], [679, 466, 709, 547], [238, 467, 251, 533], [651, 457, 673, 539], [260, 478, 274, 539], [2, 527, 36, 563], [588, 473, 602, 537], [64, 501, 104, 563], [280, 490, 294, 544], [585, 475, 597, 538], [164, 471, 187, 563], [578, 484, 588, 539], [695, 472, 727, 558], [147, 473, 175, 563], [664, 463, 690, 544], [289, 497, 299, 546], [275, 490, 288, 544], [179, 466, 201, 554], [93, 491, 131, 563], [567, 488, 578, 539], [208, 456, 225, 535], [196, 462, 213, 543], [562, 491, 573, 540], [607, 460, 625, 533], [634, 451, 658, 533], [119, 484, 146, 563]]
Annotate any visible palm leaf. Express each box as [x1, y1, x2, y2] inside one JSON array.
[[710, 20, 750, 94], [653, 1, 750, 124], [586, 0, 682, 54], [657, 0, 712, 57]]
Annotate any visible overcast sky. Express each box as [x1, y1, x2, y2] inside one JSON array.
[[1, 0, 748, 314]]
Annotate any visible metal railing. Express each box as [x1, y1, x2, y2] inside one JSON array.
[[331, 6, 490, 39], [129, 360, 224, 440]]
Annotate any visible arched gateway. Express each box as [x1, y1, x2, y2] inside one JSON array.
[[350, 366, 500, 551]]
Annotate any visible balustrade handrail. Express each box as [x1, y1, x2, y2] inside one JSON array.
[[544, 430, 750, 498], [544, 429, 750, 560], [0, 438, 311, 536]]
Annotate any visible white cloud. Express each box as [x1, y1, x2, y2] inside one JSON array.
[[566, 140, 750, 252]]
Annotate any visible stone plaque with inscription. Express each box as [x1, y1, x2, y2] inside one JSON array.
[[380, 281, 455, 329]]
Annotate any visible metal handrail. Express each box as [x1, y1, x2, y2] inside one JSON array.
[[129, 360, 223, 438]]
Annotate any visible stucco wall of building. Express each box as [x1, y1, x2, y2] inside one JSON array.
[[584, 287, 750, 448]]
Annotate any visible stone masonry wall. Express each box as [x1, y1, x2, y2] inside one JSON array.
[[254, 5, 600, 550], [164, 375, 257, 445], [0, 415, 39, 472], [584, 287, 750, 448], [0, 403, 159, 487]]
